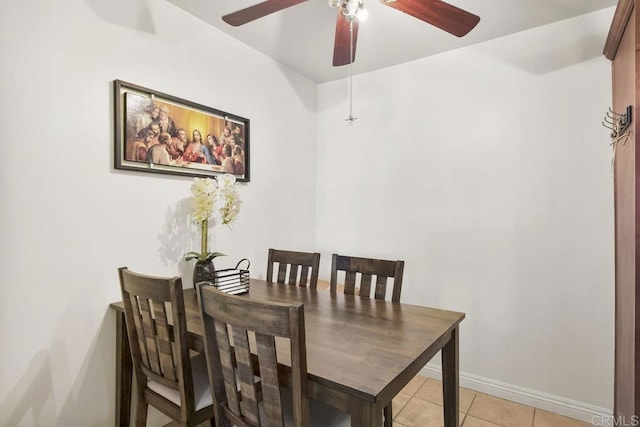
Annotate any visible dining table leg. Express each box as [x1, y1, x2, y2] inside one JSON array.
[[115, 310, 132, 427], [442, 326, 460, 427], [350, 397, 383, 427]]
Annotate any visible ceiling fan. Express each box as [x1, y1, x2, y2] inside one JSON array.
[[221, 0, 480, 67]]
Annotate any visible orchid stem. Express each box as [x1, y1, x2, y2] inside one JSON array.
[[201, 219, 208, 256]]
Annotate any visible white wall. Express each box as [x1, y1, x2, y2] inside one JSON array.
[[317, 8, 615, 413], [0, 0, 317, 425]]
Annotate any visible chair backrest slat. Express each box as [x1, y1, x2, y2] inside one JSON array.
[[299, 266, 310, 287], [330, 254, 405, 302], [277, 263, 287, 284], [375, 275, 388, 300], [152, 302, 177, 381], [139, 297, 162, 374], [128, 294, 150, 368], [214, 321, 241, 415], [288, 264, 300, 285], [360, 274, 373, 299], [232, 325, 261, 425], [199, 285, 309, 427], [267, 248, 320, 288], [344, 271, 357, 296], [256, 332, 283, 427]]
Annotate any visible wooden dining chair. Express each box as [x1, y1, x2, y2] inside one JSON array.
[[198, 285, 350, 427], [330, 254, 404, 427], [330, 254, 405, 303], [118, 267, 215, 427], [266, 248, 321, 288]]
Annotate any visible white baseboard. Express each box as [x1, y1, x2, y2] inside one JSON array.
[[420, 364, 612, 424]]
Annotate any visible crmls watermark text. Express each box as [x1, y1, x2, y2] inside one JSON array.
[[591, 415, 640, 426]]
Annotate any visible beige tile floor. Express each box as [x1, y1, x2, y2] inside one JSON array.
[[392, 375, 591, 427]]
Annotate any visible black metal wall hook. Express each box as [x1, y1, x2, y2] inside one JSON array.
[[603, 106, 632, 139]]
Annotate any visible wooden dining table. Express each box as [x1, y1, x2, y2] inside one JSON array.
[[110, 278, 465, 427]]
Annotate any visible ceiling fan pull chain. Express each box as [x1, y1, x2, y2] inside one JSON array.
[[346, 19, 357, 125]]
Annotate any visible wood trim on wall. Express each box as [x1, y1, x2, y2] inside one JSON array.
[[611, 10, 638, 413], [604, 0, 634, 60], [606, 0, 640, 417]]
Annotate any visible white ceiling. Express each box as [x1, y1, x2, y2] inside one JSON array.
[[166, 0, 617, 83]]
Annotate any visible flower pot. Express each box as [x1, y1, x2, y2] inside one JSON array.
[[193, 259, 216, 287]]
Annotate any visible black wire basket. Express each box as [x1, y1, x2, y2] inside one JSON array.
[[206, 258, 250, 295]]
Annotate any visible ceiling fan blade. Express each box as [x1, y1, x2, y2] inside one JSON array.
[[380, 0, 479, 37], [333, 12, 359, 67], [222, 0, 307, 26]]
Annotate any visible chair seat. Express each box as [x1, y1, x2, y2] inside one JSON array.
[[147, 354, 213, 411]]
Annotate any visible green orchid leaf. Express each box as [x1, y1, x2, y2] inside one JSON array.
[[184, 251, 226, 262], [184, 251, 201, 261], [202, 252, 226, 261]]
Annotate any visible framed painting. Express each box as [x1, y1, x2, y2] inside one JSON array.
[[114, 80, 250, 182]]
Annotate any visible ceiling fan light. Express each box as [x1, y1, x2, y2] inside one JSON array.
[[356, 4, 368, 21], [345, 0, 359, 17], [328, 0, 341, 8]]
